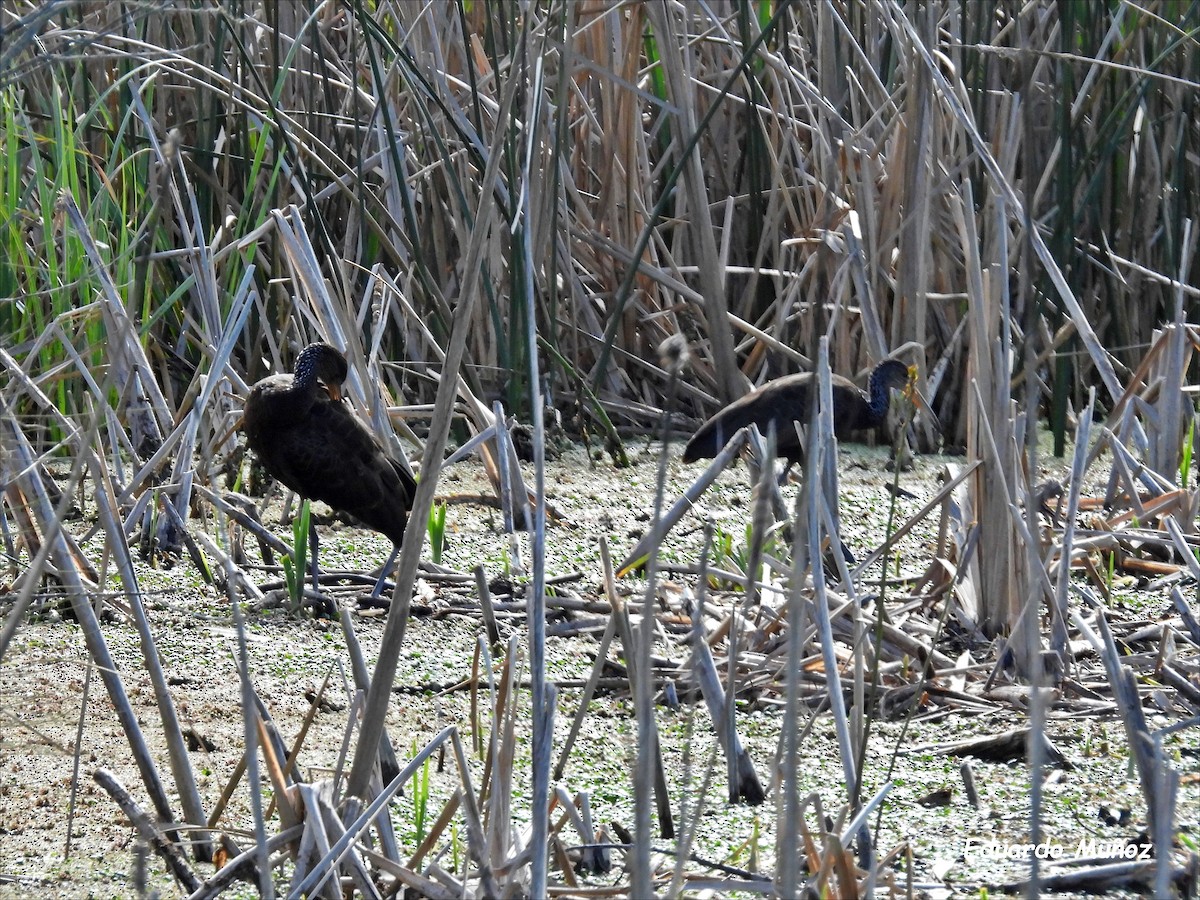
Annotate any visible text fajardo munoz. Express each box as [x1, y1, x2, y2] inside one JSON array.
[[964, 838, 1153, 862]]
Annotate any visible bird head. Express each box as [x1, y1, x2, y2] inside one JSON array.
[[300, 343, 349, 401], [871, 358, 913, 394]]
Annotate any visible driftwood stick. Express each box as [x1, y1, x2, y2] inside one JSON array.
[[93, 768, 201, 894], [908, 727, 1069, 767], [1000, 859, 1190, 895]]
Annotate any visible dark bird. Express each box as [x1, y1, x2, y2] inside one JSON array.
[[242, 342, 416, 597], [682, 358, 916, 476]]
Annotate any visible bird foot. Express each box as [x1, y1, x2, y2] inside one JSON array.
[[775, 465, 799, 487], [366, 545, 402, 599], [886, 449, 914, 471], [367, 571, 391, 599]]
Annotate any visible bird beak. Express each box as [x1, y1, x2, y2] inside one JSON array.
[[899, 365, 921, 405], [901, 366, 941, 432], [323, 382, 344, 402]]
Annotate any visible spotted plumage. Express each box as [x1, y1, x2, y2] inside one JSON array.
[[243, 342, 415, 547]]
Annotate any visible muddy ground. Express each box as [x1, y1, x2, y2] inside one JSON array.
[[1, 441, 1196, 898]]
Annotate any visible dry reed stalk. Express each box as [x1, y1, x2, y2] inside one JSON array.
[[616, 427, 749, 577], [480, 634, 518, 874], [8, 3, 1200, 893], [555, 539, 621, 782], [1051, 392, 1095, 658], [687, 622, 764, 805], [293, 725, 458, 897], [752, 371, 807, 894], [230, 597, 272, 897], [185, 826, 304, 900], [86, 448, 213, 861], [1071, 608, 1181, 897], [6, 408, 177, 824], [515, 67, 557, 887], [644, 0, 741, 404], [55, 191, 171, 451], [0, 407, 91, 659], [846, 460, 980, 597], [608, 574, 674, 849], [957, 181, 1029, 646], [890, 3, 1125, 405], [345, 36, 523, 806], [289, 782, 343, 900], [805, 342, 865, 851]]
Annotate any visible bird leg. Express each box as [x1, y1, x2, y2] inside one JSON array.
[[777, 423, 808, 486], [369, 544, 401, 598], [308, 518, 321, 594], [776, 459, 797, 487]]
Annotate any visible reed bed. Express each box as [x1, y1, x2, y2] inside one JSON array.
[[2, 1, 1199, 896]]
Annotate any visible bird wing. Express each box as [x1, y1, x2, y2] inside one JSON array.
[[684, 374, 815, 461], [270, 398, 415, 543], [389, 455, 418, 499]]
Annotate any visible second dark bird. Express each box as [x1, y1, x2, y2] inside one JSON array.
[[243, 342, 416, 595], [682, 358, 916, 477]]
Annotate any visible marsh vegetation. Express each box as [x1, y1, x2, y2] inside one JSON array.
[[2, 2, 1199, 896]]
